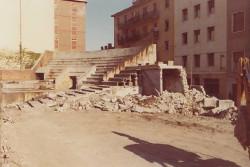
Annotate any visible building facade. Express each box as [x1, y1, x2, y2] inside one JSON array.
[[54, 0, 87, 52], [174, 0, 228, 98], [226, 0, 250, 100], [113, 0, 250, 99], [112, 0, 175, 62]]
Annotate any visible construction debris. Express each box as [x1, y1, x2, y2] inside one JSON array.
[[9, 86, 237, 121]]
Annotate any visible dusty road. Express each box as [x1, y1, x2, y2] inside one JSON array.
[[1, 108, 249, 167]]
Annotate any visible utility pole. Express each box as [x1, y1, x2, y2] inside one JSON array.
[[19, 0, 22, 70]]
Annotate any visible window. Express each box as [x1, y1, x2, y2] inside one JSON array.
[[233, 51, 244, 71], [153, 3, 157, 12], [165, 41, 169, 50], [72, 40, 77, 49], [182, 55, 188, 68], [143, 7, 148, 17], [124, 15, 127, 23], [143, 26, 148, 35], [194, 54, 200, 67], [165, 20, 169, 32], [116, 17, 120, 25], [233, 12, 245, 32], [72, 27, 77, 35], [194, 29, 200, 43], [207, 26, 215, 41], [165, 0, 169, 8], [182, 8, 188, 21], [72, 7, 77, 16], [55, 39, 59, 49], [208, 0, 215, 14], [194, 4, 200, 18], [182, 32, 188, 45], [207, 53, 215, 66]]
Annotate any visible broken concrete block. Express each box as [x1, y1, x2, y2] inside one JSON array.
[[203, 97, 218, 108], [218, 100, 235, 109], [131, 105, 144, 113]]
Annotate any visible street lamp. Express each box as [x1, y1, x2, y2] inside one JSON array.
[[19, 0, 23, 70]]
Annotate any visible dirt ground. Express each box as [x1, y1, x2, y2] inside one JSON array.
[[1, 107, 249, 167]]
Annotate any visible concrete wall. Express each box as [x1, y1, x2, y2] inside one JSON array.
[[0, 91, 44, 107], [0, 70, 36, 81], [32, 51, 54, 71]]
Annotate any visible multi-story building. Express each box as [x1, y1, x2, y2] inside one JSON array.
[[174, 0, 228, 98], [112, 0, 175, 62], [175, 0, 250, 99], [54, 0, 87, 52], [226, 0, 250, 100], [113, 0, 250, 99]]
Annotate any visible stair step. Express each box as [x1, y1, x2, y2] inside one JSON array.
[[114, 73, 137, 78], [101, 81, 119, 86], [109, 77, 129, 82], [74, 90, 86, 95], [91, 74, 104, 77], [27, 100, 44, 108], [89, 86, 103, 91], [81, 88, 96, 93]]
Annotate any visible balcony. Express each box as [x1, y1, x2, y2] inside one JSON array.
[[117, 31, 159, 47], [118, 10, 160, 29]]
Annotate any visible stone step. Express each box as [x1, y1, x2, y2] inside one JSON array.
[[65, 91, 77, 96], [120, 69, 138, 74], [109, 77, 129, 82], [96, 67, 114, 71], [82, 81, 102, 85], [81, 88, 96, 93], [86, 77, 103, 82], [73, 90, 86, 95], [114, 73, 136, 78], [91, 74, 104, 77], [101, 81, 119, 86], [27, 100, 44, 108], [89, 86, 103, 91]]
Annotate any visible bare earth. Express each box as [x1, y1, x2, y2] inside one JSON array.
[[1, 107, 249, 167]]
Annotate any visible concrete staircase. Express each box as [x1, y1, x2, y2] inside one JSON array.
[[36, 44, 157, 89]]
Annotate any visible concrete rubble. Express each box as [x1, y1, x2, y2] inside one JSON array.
[[6, 86, 238, 121]]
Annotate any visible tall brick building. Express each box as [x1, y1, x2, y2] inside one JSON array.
[[54, 0, 87, 52]]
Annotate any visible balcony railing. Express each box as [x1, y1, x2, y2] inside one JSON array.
[[118, 10, 160, 29], [117, 31, 159, 47]]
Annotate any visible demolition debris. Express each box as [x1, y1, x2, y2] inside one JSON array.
[[8, 86, 237, 121]]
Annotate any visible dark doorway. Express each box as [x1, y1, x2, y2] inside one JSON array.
[[36, 73, 44, 80], [204, 78, 220, 97], [70, 76, 77, 89]]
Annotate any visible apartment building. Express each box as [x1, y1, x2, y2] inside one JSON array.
[[174, 0, 228, 98], [54, 0, 87, 52], [175, 0, 250, 99], [226, 0, 250, 100], [112, 0, 175, 62]]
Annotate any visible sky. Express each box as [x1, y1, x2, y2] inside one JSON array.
[[86, 0, 131, 51], [0, 0, 54, 52], [0, 0, 131, 52]]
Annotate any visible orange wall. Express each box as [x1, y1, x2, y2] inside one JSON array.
[[0, 70, 36, 81]]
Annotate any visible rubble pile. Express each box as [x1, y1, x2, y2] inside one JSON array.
[[26, 88, 237, 121], [83, 89, 237, 120], [9, 86, 237, 121]]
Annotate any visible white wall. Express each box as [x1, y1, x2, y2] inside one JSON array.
[[174, 0, 228, 74], [0, 0, 54, 52]]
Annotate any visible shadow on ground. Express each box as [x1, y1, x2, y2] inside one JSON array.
[[112, 131, 241, 167]]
